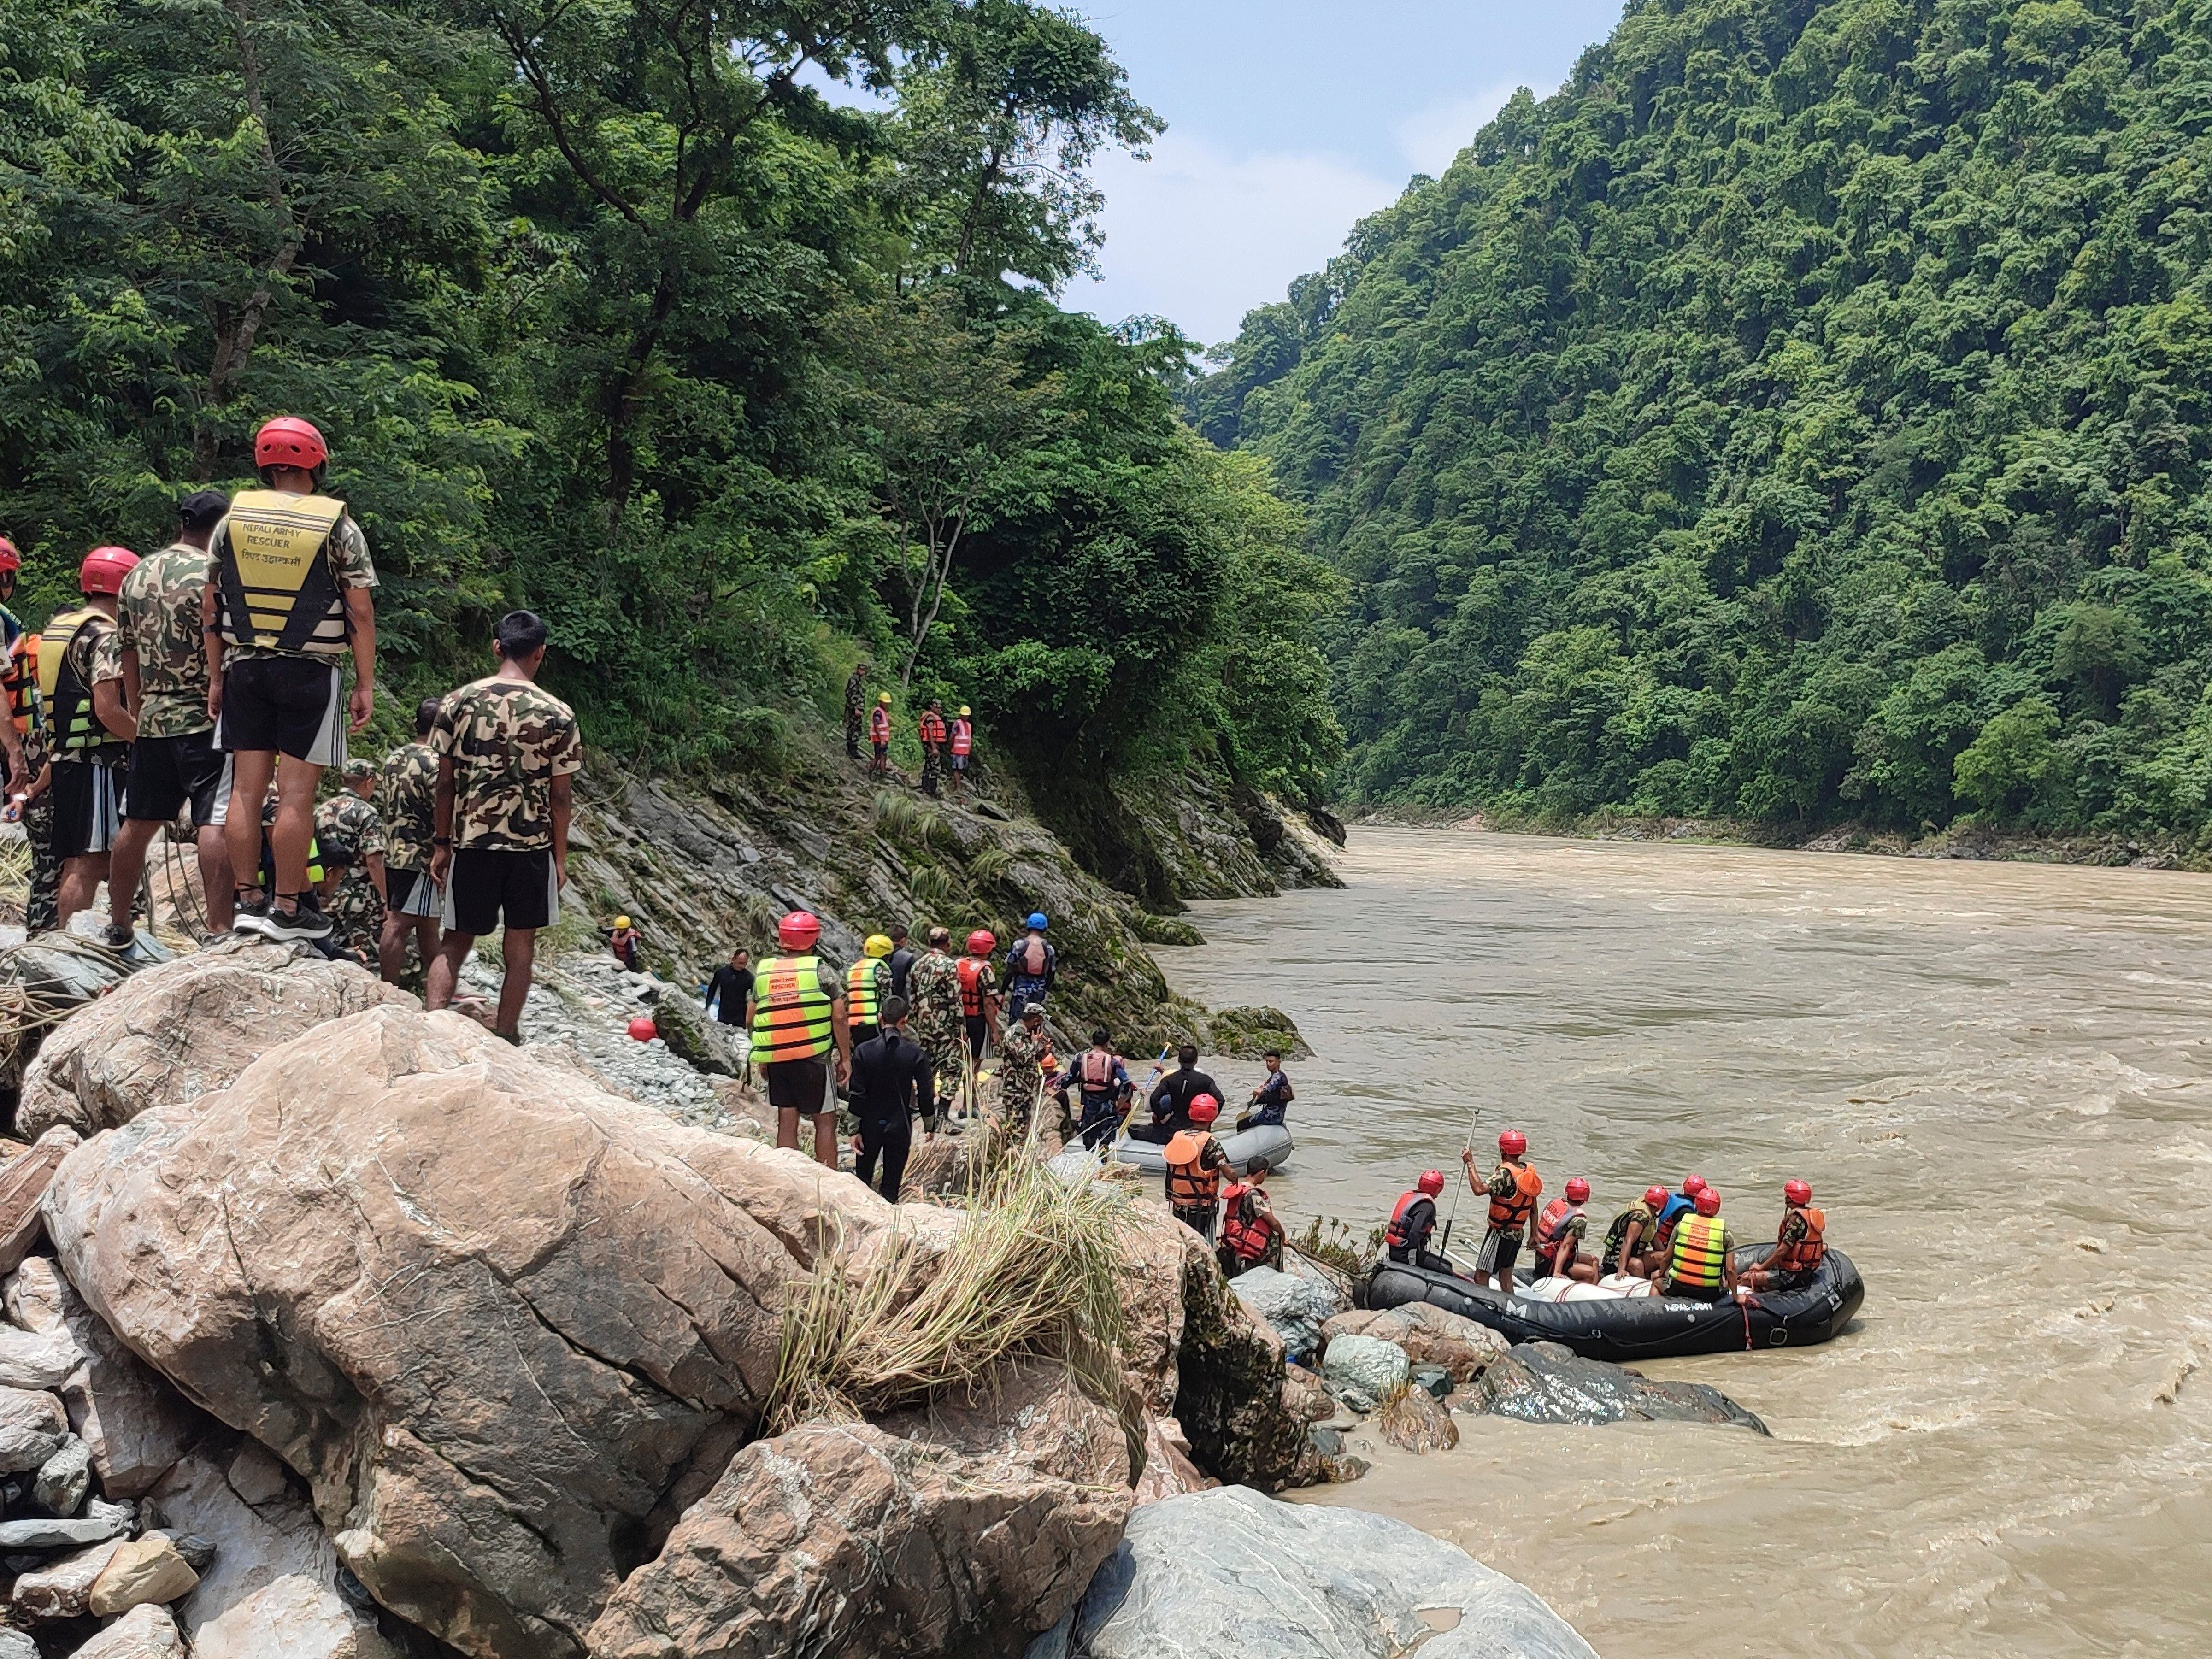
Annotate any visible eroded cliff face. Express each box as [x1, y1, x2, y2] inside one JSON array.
[[563, 740, 1334, 1057]]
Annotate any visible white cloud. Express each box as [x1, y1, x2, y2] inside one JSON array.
[[1076, 132, 1401, 347], [1393, 83, 1521, 176]]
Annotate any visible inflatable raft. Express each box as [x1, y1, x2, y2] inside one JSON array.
[[1114, 1122, 1293, 1176], [1358, 1245, 1863, 1362]]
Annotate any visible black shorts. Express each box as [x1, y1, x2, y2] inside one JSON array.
[[385, 866, 441, 921], [964, 1013, 990, 1059], [1475, 1228, 1523, 1276], [216, 657, 346, 767], [124, 729, 232, 827], [50, 757, 123, 859], [763, 1057, 833, 1114], [442, 847, 558, 935]]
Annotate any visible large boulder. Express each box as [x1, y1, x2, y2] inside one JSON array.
[[1227, 1266, 1341, 1365], [1465, 1341, 1768, 1431], [1027, 1485, 1597, 1659], [587, 1361, 1130, 1659], [18, 938, 409, 1140], [1320, 1304, 1509, 1385], [1319, 1335, 1408, 1410], [44, 1002, 911, 1659]]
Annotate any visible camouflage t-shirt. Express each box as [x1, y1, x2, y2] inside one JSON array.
[[313, 792, 386, 867], [218, 510, 378, 665], [429, 677, 582, 852], [376, 740, 440, 871], [115, 542, 215, 740]]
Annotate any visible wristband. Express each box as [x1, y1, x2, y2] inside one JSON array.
[[433, 836, 452, 847]]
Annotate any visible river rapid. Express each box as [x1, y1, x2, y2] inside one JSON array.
[[1163, 827, 2212, 1659]]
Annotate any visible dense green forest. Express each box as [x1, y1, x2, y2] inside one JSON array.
[[1197, 0, 2212, 841], [0, 0, 1342, 850]]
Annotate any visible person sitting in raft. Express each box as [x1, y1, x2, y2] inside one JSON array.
[[1129, 1043, 1221, 1145], [1384, 1170, 1454, 1271], [1739, 1179, 1825, 1292], [1532, 1176, 1599, 1283], [1659, 1185, 1738, 1301], [1599, 1184, 1674, 1278], [1462, 1129, 1542, 1295], [1218, 1158, 1283, 1278], [1237, 1048, 1294, 1131], [1163, 1094, 1230, 1241]]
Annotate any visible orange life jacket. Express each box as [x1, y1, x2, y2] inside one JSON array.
[[919, 710, 947, 744], [1487, 1161, 1542, 1231], [951, 718, 972, 756], [1163, 1130, 1220, 1209], [1534, 1197, 1585, 1272], [869, 706, 890, 743], [1771, 1205, 1827, 1274], [1079, 1048, 1117, 1089], [1220, 1183, 1275, 1262], [1015, 937, 1047, 976], [956, 956, 988, 1017], [1384, 1189, 1434, 1253]]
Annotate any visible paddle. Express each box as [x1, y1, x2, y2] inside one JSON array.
[[1106, 1045, 1174, 1160], [1437, 1099, 1484, 1258]]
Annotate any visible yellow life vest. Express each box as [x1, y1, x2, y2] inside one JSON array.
[[36, 608, 110, 753], [751, 954, 835, 1063], [846, 957, 883, 1026], [214, 490, 351, 655], [1669, 1213, 1730, 1291]]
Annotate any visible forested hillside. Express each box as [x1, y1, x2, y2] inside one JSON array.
[[1198, 0, 2212, 840], [0, 0, 1341, 866]]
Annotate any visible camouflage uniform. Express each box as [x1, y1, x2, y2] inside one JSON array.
[[904, 947, 965, 1121], [993, 1019, 1055, 1147], [430, 678, 582, 851], [3, 603, 55, 931], [114, 543, 215, 739], [376, 739, 440, 882], [844, 668, 867, 759], [314, 787, 386, 957]]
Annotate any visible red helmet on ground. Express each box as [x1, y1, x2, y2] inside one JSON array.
[[255, 416, 328, 474], [1565, 1176, 1590, 1204], [777, 911, 821, 950], [966, 929, 995, 955], [1681, 1174, 1707, 1197], [1642, 1184, 1670, 1211], [1498, 1129, 1527, 1158], [1417, 1169, 1445, 1198], [1784, 1179, 1812, 1206], [0, 538, 18, 574], [1188, 1094, 1219, 1125], [1695, 1188, 1722, 1217], [79, 546, 139, 596], [625, 1015, 658, 1043]]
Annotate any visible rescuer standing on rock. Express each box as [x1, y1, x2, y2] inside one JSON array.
[[905, 924, 965, 1128], [38, 546, 138, 930], [0, 538, 52, 929], [424, 611, 581, 1045], [844, 661, 870, 760], [206, 417, 378, 941], [376, 696, 446, 984], [751, 909, 852, 1168]]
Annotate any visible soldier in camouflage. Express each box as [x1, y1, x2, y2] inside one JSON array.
[[903, 925, 966, 1127], [992, 1002, 1060, 1154], [0, 539, 45, 928], [375, 695, 445, 984], [844, 662, 869, 759], [315, 759, 388, 960]]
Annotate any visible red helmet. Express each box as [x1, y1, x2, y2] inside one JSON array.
[[1188, 1094, 1219, 1125], [79, 546, 139, 596], [1498, 1129, 1527, 1158], [1565, 1176, 1590, 1204], [777, 911, 821, 950], [1642, 1184, 1670, 1211], [1784, 1179, 1812, 1207], [1417, 1170, 1445, 1198], [1695, 1188, 1722, 1217], [1681, 1174, 1707, 1197], [0, 538, 19, 575], [255, 416, 328, 473], [966, 929, 995, 955]]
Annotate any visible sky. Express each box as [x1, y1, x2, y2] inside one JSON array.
[[1069, 0, 1624, 347]]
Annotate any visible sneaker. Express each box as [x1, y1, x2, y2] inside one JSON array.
[[100, 923, 135, 951], [233, 890, 273, 937], [260, 894, 333, 942]]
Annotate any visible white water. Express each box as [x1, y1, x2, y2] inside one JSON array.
[[1165, 827, 2212, 1657]]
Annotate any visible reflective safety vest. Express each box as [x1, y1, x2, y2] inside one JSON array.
[[751, 954, 835, 1062], [957, 956, 989, 1017], [3, 607, 38, 736], [846, 958, 884, 1027], [1534, 1198, 1585, 1271], [1220, 1183, 1274, 1262], [214, 491, 351, 656], [1771, 1205, 1827, 1275], [1164, 1131, 1220, 1210], [1487, 1162, 1542, 1231], [1669, 1213, 1730, 1292], [1384, 1190, 1434, 1254], [36, 608, 110, 753], [950, 718, 971, 756], [869, 706, 890, 743]]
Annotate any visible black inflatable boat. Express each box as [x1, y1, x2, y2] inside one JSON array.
[[1357, 1246, 1864, 1363]]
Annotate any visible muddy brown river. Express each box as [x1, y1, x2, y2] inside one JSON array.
[[1164, 827, 2212, 1658]]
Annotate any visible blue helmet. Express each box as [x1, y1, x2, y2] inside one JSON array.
[[1026, 912, 1048, 931]]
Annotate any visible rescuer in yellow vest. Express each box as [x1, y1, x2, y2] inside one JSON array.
[[34, 546, 140, 931], [847, 933, 894, 1047], [1660, 1185, 1739, 1301], [751, 910, 853, 1169], [203, 416, 379, 943]]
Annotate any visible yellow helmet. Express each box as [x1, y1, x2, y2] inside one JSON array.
[[958, 706, 971, 717], [865, 933, 894, 958], [877, 691, 892, 705], [614, 916, 631, 930]]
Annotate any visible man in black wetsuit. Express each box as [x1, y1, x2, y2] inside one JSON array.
[[1129, 1044, 1221, 1145], [1384, 1170, 1454, 1271], [885, 923, 915, 1002], [847, 996, 934, 1201]]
